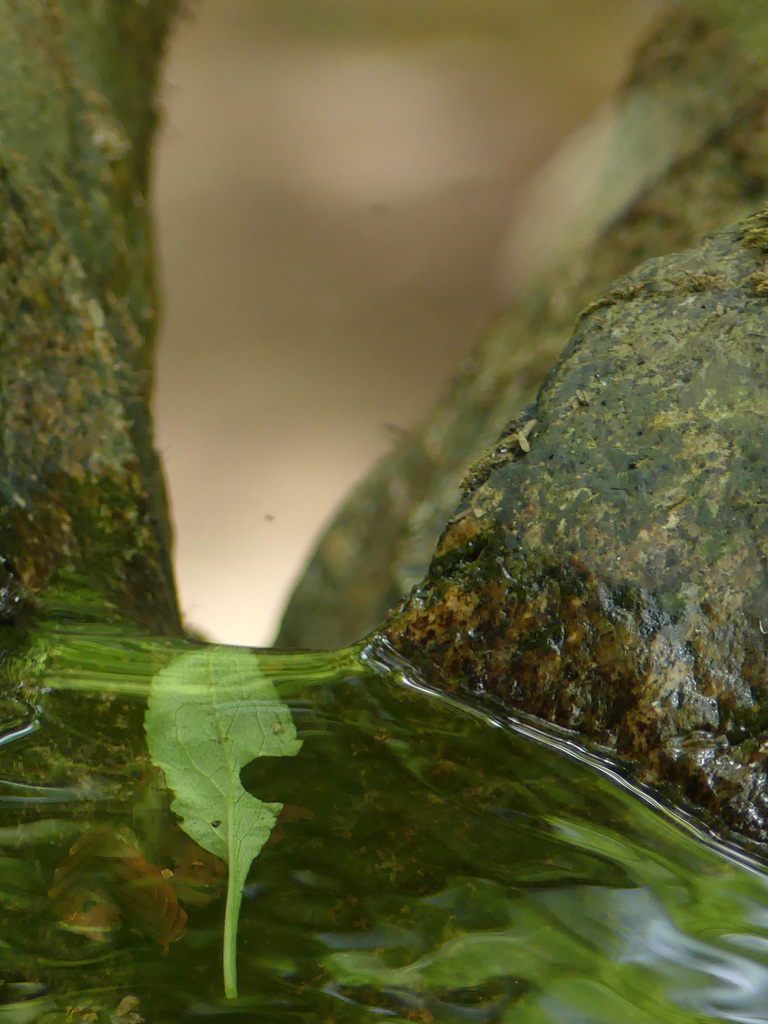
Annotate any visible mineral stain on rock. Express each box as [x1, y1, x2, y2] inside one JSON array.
[[383, 213, 768, 849]]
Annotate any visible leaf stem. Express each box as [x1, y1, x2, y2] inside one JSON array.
[[223, 862, 245, 999]]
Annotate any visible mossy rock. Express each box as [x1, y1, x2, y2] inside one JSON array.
[[384, 212, 768, 849]]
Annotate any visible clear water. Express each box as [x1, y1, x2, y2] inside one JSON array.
[[3, 629, 768, 1023]]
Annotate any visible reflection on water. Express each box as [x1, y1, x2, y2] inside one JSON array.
[[2, 630, 768, 1022]]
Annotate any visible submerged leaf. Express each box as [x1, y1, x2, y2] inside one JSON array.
[[145, 647, 302, 998], [49, 826, 186, 948]]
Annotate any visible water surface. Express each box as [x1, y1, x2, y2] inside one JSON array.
[[1, 631, 768, 1023]]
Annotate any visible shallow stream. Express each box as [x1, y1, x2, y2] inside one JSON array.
[[2, 626, 768, 1023]]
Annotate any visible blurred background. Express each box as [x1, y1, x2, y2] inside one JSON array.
[[152, 0, 660, 646]]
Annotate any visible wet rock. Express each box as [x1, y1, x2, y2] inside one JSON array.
[[278, 12, 768, 651], [0, 4, 181, 633], [383, 213, 768, 849]]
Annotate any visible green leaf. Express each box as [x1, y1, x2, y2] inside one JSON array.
[[145, 646, 302, 999]]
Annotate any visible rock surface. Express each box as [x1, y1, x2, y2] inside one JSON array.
[[383, 214, 768, 848], [0, 1, 181, 632], [278, 11, 768, 650]]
